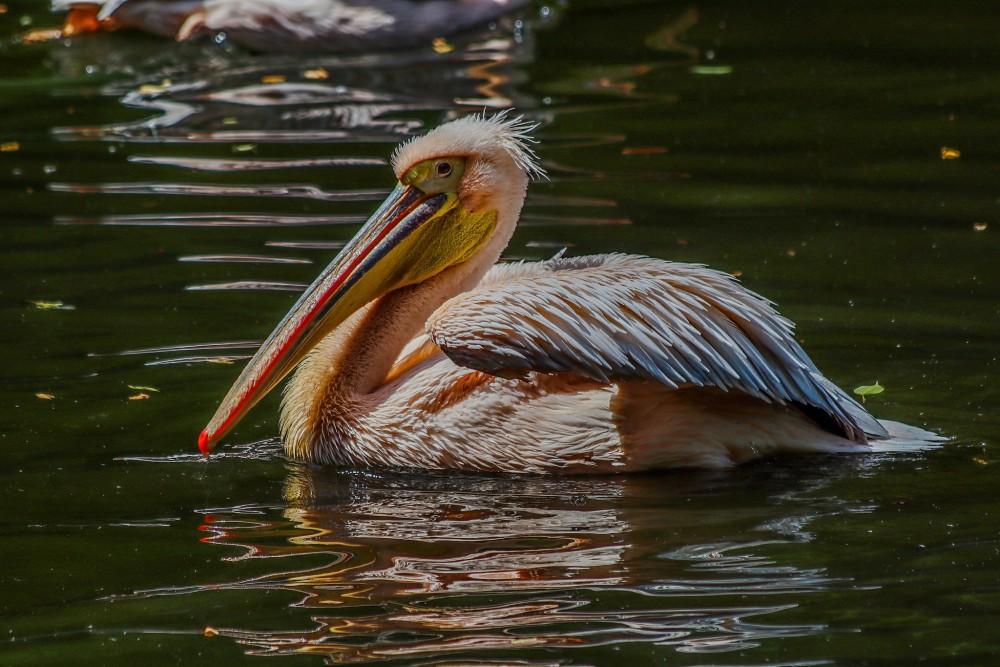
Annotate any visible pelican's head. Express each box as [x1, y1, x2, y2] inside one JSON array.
[[198, 112, 543, 455]]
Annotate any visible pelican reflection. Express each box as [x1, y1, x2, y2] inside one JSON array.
[[171, 463, 862, 661]]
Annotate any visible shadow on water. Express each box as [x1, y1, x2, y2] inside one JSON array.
[[110, 450, 903, 663]]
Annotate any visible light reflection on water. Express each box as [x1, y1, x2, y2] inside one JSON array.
[[110, 460, 873, 662]]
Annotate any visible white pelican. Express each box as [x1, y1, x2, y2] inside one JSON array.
[[43, 0, 531, 52], [199, 112, 935, 473]]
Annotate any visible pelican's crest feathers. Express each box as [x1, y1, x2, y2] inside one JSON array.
[[392, 111, 545, 181]]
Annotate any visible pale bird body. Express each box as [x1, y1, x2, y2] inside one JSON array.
[[48, 0, 531, 52], [200, 113, 938, 473]]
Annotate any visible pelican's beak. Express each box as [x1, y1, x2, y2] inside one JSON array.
[[198, 182, 496, 456]]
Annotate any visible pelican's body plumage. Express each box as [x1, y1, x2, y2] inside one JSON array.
[[48, 0, 531, 52], [200, 112, 937, 472]]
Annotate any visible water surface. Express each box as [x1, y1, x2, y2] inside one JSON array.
[[1, 1, 998, 664]]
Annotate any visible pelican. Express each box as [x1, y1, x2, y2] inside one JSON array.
[[43, 0, 531, 52], [199, 112, 936, 473]]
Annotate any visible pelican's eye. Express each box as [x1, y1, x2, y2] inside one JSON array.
[[403, 156, 466, 195]]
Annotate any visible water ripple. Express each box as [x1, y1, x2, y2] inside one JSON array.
[[102, 468, 865, 662], [49, 181, 387, 202], [57, 213, 367, 227], [178, 254, 311, 265], [185, 281, 305, 292], [129, 155, 387, 172]]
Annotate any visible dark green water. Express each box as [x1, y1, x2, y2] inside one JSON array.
[[2, 1, 998, 664]]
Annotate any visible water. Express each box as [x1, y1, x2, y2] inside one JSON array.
[[2, 0, 998, 664]]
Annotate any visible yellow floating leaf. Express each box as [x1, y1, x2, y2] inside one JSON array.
[[20, 28, 61, 43], [221, 117, 238, 125], [973, 223, 987, 232], [303, 67, 329, 80], [35, 393, 55, 400], [1, 141, 19, 152], [232, 144, 256, 153], [128, 393, 150, 401], [940, 146, 961, 160], [261, 74, 286, 84], [127, 385, 160, 393], [31, 300, 66, 310], [204, 626, 219, 637], [432, 37, 454, 54]]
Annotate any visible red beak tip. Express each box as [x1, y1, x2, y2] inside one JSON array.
[[198, 429, 212, 457]]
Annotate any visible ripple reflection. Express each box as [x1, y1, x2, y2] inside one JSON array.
[[121, 466, 871, 662]]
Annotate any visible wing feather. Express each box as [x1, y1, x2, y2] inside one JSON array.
[[428, 253, 888, 443]]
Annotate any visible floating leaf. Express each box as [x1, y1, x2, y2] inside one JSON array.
[[30, 299, 74, 310], [128, 393, 150, 401], [138, 79, 172, 95], [204, 626, 219, 637], [261, 74, 286, 84], [690, 65, 733, 75], [20, 28, 61, 43], [432, 37, 454, 54], [303, 67, 328, 80], [973, 223, 987, 232], [232, 144, 256, 153], [853, 381, 884, 402], [972, 457, 988, 466], [940, 146, 961, 160], [127, 385, 159, 393], [221, 117, 238, 125], [1, 141, 19, 152], [35, 393, 54, 400]]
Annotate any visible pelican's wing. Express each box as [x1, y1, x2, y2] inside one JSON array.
[[428, 253, 888, 443]]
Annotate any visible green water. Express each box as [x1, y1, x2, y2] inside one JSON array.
[[1, 0, 998, 664]]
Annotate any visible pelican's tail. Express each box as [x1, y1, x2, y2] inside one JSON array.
[[869, 420, 947, 453]]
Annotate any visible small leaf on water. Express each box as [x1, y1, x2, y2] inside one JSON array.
[[972, 457, 988, 466], [127, 385, 159, 393], [232, 144, 256, 153], [128, 393, 150, 401], [690, 65, 733, 75], [303, 67, 328, 80], [30, 300, 73, 310], [853, 381, 884, 402], [36, 393, 54, 400], [940, 146, 961, 160], [431, 37, 454, 54], [203, 626, 219, 637], [1, 141, 19, 152], [20, 28, 62, 44], [261, 74, 286, 84]]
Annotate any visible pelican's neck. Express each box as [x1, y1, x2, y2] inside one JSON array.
[[281, 213, 516, 455]]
